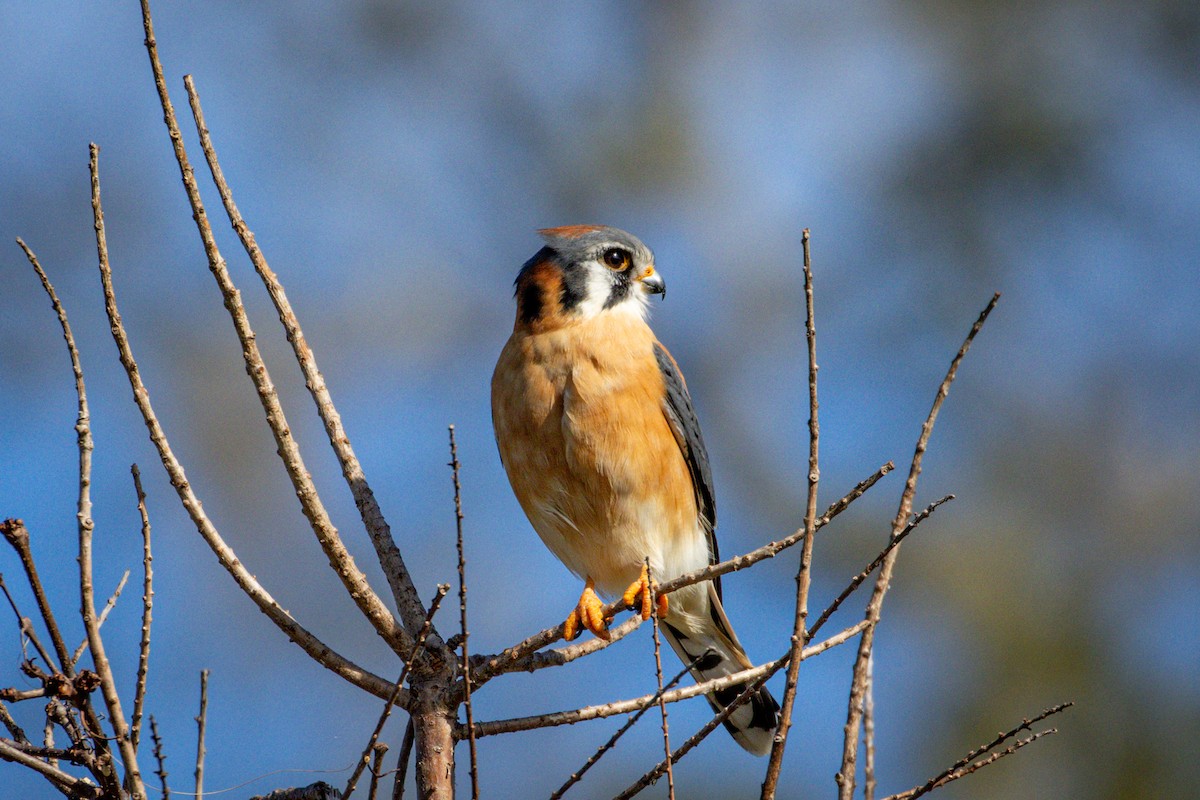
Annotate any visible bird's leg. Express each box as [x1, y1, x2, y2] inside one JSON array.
[[622, 561, 668, 621], [563, 577, 612, 641]]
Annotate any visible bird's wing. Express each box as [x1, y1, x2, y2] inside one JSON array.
[[653, 342, 721, 597]]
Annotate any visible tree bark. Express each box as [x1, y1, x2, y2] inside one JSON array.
[[411, 679, 456, 799]]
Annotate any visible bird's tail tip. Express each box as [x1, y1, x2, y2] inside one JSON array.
[[715, 681, 780, 756]]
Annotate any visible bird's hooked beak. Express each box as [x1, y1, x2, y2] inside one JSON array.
[[639, 266, 666, 300]]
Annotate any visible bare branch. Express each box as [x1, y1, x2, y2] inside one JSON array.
[[864, 652, 877, 800], [367, 743, 388, 800], [392, 718, 415, 800], [131, 464, 153, 752], [809, 496, 954, 638], [0, 737, 100, 798], [150, 715, 169, 800], [447, 426, 479, 800], [648, 563, 674, 800], [882, 702, 1072, 800], [17, 226, 136, 798], [91, 127, 399, 706], [762, 227, 819, 797], [0, 568, 58, 679], [181, 72, 431, 649], [84, 143, 148, 800], [0, 702, 27, 744], [137, 0, 411, 656], [471, 463, 893, 686], [837, 294, 1000, 799], [548, 661, 693, 800], [1, 502, 71, 672], [195, 669, 209, 798], [70, 570, 130, 668]]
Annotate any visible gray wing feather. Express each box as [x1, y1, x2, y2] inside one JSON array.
[[653, 342, 721, 596]]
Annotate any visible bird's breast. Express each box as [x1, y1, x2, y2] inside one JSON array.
[[492, 315, 702, 593]]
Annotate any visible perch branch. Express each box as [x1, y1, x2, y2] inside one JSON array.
[[836, 294, 1000, 799], [471, 462, 892, 686], [469, 621, 867, 739]]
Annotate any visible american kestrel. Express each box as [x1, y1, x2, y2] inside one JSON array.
[[491, 225, 780, 754]]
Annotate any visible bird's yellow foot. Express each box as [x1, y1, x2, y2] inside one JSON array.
[[622, 562, 669, 621], [563, 578, 612, 641]]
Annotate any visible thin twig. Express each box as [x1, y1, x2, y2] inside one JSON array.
[[613, 667, 772, 800], [131, 463, 153, 752], [0, 568, 59, 677], [0, 737, 101, 798], [195, 669, 209, 798], [469, 621, 867, 739], [648, 562, 674, 800], [616, 620, 867, 800], [762, 228, 818, 797], [448, 426, 479, 800], [882, 702, 1072, 800], [367, 743, 389, 800], [181, 72, 430, 650], [85, 144, 148, 800], [391, 719, 415, 800], [150, 715, 169, 800], [548, 661, 693, 800], [20, 225, 136, 798], [91, 134, 398, 705], [808, 496, 954, 638], [471, 463, 893, 687], [0, 701, 27, 744], [342, 585, 450, 800], [837, 294, 1000, 800], [0, 501, 71, 671], [864, 651, 877, 800], [138, 0, 411, 657], [70, 571, 130, 668]]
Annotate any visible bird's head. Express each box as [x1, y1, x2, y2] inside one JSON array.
[[511, 225, 664, 330]]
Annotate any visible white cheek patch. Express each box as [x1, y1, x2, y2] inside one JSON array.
[[576, 262, 650, 321]]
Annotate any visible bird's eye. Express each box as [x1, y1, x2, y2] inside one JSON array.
[[602, 248, 630, 270]]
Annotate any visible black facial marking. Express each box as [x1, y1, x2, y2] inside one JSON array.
[[559, 261, 588, 312], [518, 281, 543, 325], [601, 274, 632, 309]]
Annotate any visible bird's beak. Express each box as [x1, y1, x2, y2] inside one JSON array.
[[640, 267, 666, 299]]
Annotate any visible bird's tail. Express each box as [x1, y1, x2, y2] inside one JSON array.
[[661, 583, 780, 755]]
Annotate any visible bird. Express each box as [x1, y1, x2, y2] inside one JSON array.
[[491, 225, 780, 755]]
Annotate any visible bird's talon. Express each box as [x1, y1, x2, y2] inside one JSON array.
[[564, 578, 610, 641], [622, 562, 663, 621]]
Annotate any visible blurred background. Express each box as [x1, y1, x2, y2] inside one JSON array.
[[2, 2, 1197, 797]]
